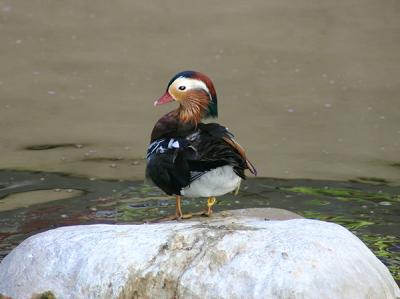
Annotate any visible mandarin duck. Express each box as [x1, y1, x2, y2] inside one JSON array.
[[146, 71, 257, 219]]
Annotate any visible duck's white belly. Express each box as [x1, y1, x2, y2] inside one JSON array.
[[181, 165, 241, 197]]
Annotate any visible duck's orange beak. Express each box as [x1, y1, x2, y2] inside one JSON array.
[[154, 92, 174, 106]]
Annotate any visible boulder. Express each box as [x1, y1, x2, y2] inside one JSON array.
[[0, 208, 398, 299]]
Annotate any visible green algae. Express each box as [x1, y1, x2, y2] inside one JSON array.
[[303, 210, 384, 234], [283, 186, 354, 197], [361, 235, 400, 281], [118, 205, 166, 221], [301, 211, 375, 231], [282, 186, 399, 203], [31, 291, 56, 299]]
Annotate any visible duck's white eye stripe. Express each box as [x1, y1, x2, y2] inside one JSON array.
[[174, 77, 210, 95], [171, 141, 180, 148]]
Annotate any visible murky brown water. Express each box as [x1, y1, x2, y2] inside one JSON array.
[[0, 0, 399, 286], [0, 0, 399, 183]]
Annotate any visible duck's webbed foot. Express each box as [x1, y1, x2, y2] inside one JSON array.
[[169, 195, 217, 220], [173, 195, 192, 220], [203, 196, 216, 217]]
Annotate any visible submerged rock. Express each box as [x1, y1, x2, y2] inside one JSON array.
[[0, 208, 398, 299]]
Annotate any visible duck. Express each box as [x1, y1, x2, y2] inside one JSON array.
[[146, 70, 257, 219]]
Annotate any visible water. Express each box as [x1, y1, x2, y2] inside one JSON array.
[[0, 170, 398, 285], [0, 0, 399, 183]]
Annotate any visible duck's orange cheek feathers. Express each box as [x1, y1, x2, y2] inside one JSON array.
[[168, 87, 185, 103]]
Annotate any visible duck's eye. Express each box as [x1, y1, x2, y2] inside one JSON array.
[[178, 86, 186, 91]]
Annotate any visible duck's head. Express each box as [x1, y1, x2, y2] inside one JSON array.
[[154, 71, 218, 124]]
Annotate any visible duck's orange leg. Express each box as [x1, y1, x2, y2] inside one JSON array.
[[175, 195, 192, 220], [204, 196, 217, 216]]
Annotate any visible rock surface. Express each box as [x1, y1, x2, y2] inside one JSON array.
[[0, 208, 399, 299]]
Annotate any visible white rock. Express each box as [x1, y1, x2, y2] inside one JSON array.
[[0, 208, 398, 299]]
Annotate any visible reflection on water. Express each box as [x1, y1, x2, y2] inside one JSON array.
[[0, 0, 400, 183], [0, 170, 398, 284], [0, 189, 83, 212]]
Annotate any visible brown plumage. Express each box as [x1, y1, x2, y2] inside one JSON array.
[[147, 70, 257, 220]]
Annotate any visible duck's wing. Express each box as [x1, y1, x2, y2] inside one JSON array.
[[145, 123, 257, 195], [146, 138, 191, 195], [221, 134, 258, 176], [186, 123, 257, 181]]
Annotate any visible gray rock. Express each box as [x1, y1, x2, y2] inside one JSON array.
[[0, 208, 399, 299]]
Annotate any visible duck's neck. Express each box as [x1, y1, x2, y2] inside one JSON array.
[[178, 106, 203, 125], [151, 93, 212, 142], [150, 109, 197, 142], [177, 92, 210, 125]]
